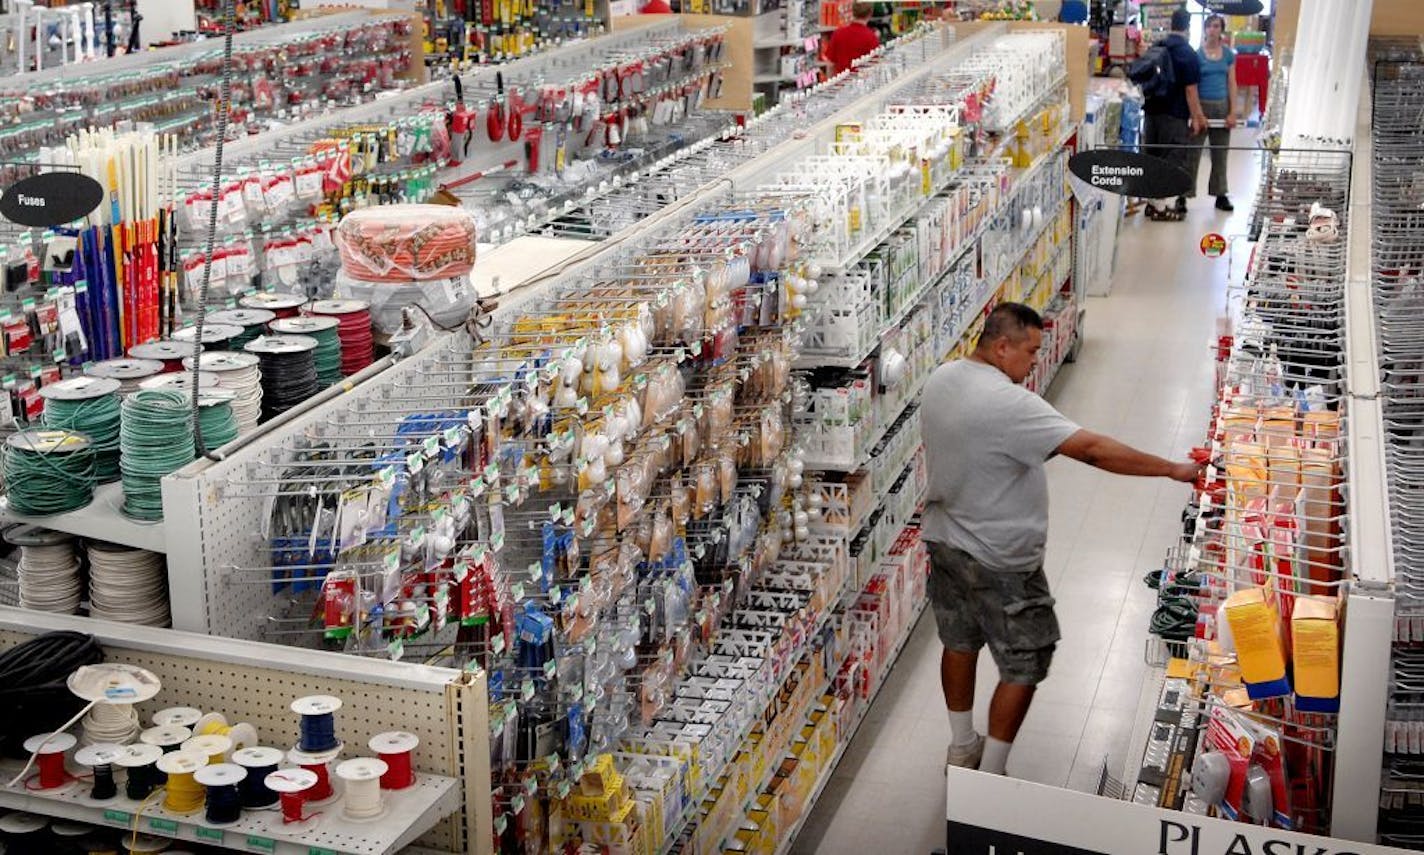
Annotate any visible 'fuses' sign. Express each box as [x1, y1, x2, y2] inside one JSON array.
[[0, 172, 104, 228]]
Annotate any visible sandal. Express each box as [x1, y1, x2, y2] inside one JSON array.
[[1146, 205, 1185, 222]]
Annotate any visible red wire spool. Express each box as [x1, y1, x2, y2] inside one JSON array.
[[333, 204, 477, 283], [308, 300, 373, 376]]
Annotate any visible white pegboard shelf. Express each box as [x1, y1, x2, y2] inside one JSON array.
[[0, 770, 461, 855], [0, 481, 167, 553]]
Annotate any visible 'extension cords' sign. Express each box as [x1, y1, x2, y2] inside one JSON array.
[[0, 172, 104, 228], [1068, 149, 1193, 199], [946, 768, 1406, 855], [1202, 0, 1265, 15]]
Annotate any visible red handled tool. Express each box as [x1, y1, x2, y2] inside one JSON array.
[[449, 73, 475, 163], [487, 72, 506, 142], [523, 126, 543, 174]]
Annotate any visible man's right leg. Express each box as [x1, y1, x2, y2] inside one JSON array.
[[980, 566, 1061, 775], [927, 542, 987, 769]]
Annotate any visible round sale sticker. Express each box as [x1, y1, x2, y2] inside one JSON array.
[[1200, 233, 1227, 258]]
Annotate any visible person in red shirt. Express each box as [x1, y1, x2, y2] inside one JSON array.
[[824, 3, 880, 75], [640, 0, 672, 12]]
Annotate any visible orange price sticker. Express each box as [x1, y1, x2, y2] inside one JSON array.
[[1200, 233, 1227, 258]]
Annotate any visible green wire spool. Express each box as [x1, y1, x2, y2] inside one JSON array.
[[40, 376, 123, 483], [119, 389, 196, 521], [269, 315, 343, 388], [3, 429, 96, 516], [196, 389, 240, 450], [207, 309, 277, 352]]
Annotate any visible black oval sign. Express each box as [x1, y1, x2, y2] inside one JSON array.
[[1068, 149, 1193, 198], [0, 172, 105, 228], [1202, 0, 1264, 15]]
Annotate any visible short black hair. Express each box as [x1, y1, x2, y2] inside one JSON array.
[[1170, 8, 1192, 32], [977, 302, 1043, 348]]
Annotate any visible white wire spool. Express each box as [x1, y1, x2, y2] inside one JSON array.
[[123, 833, 171, 853], [68, 662, 160, 746], [86, 542, 170, 627], [137, 371, 222, 394], [5, 525, 81, 614], [335, 757, 388, 821], [183, 351, 262, 435]]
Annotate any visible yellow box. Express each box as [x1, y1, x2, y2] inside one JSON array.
[[1292, 595, 1340, 712], [1223, 587, 1291, 699]]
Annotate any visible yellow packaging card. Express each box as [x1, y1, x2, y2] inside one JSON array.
[[1292, 595, 1340, 700], [1223, 587, 1288, 685]]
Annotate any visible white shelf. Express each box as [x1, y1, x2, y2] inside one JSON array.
[[776, 600, 927, 854], [754, 72, 799, 84], [0, 480, 167, 552], [0, 767, 461, 855], [755, 37, 812, 49]]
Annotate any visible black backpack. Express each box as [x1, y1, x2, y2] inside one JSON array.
[[1128, 41, 1177, 99]]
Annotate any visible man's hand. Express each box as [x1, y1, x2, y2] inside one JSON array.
[[1168, 461, 1204, 483], [1191, 113, 1209, 135], [1225, 112, 1237, 129]]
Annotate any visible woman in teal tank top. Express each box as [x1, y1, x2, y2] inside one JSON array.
[[1190, 15, 1239, 211]]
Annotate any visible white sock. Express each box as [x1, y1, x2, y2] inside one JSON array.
[[979, 736, 1012, 775], [949, 709, 978, 746]]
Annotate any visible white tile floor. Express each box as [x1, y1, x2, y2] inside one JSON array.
[[790, 145, 1266, 854]]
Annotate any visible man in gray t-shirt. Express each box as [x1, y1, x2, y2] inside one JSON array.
[[923, 302, 1200, 776]]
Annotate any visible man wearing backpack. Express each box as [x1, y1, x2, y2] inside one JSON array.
[[1133, 8, 1208, 221]]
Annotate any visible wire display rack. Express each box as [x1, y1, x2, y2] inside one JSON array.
[[1369, 53, 1424, 851]]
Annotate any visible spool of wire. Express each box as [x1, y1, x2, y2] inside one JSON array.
[[5, 525, 82, 613], [40, 377, 123, 483], [3, 430, 95, 516], [335, 758, 388, 820], [194, 762, 246, 825], [241, 292, 306, 319], [49, 820, 89, 855], [245, 336, 320, 421], [368, 731, 419, 790], [86, 542, 170, 627], [113, 743, 164, 799], [127, 341, 190, 374], [139, 725, 191, 753], [137, 371, 222, 396], [231, 746, 282, 808], [266, 768, 318, 824], [195, 389, 240, 450], [269, 316, 343, 388], [286, 748, 337, 803], [183, 352, 262, 436], [182, 733, 232, 765], [119, 389, 195, 521], [22, 731, 76, 790], [292, 696, 342, 753], [309, 300, 374, 376], [153, 707, 202, 728], [74, 743, 124, 800], [84, 358, 165, 396], [156, 751, 207, 814], [171, 323, 243, 351], [207, 309, 277, 351], [0, 812, 49, 853]]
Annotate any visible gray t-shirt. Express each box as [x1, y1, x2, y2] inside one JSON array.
[[919, 359, 1079, 571]]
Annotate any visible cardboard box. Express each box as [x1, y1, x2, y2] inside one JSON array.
[[1222, 587, 1291, 699], [1291, 595, 1340, 712]]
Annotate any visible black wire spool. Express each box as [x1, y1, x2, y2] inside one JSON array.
[[206, 309, 277, 351], [244, 335, 320, 422], [0, 631, 103, 757]]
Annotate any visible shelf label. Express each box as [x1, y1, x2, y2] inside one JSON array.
[[308, 848, 339, 855], [150, 819, 179, 834], [246, 835, 277, 853], [103, 809, 132, 825], [197, 827, 225, 842]]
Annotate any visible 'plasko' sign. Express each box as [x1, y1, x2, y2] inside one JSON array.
[[1068, 149, 1193, 199], [946, 767, 1405, 855]]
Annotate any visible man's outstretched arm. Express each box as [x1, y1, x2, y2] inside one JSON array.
[[1056, 429, 1201, 482]]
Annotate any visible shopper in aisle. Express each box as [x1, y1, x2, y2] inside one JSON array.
[[1140, 8, 1208, 221], [922, 302, 1202, 775], [1191, 14, 1239, 211], [824, 3, 881, 76]]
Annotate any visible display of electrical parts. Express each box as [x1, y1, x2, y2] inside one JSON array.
[[0, 654, 460, 852]]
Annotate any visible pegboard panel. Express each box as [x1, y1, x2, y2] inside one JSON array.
[[0, 612, 487, 854]]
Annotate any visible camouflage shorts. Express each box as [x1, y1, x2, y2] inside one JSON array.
[[926, 541, 1061, 685]]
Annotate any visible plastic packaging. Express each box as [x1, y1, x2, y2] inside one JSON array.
[[333, 270, 476, 334], [334, 204, 478, 282]]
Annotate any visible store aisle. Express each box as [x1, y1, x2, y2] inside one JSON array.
[[791, 146, 1266, 854]]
